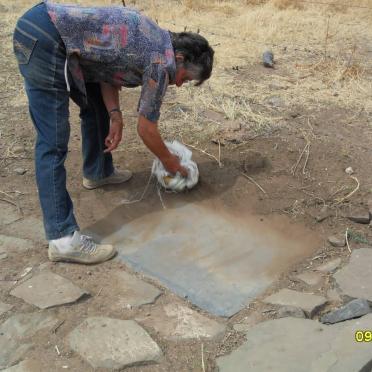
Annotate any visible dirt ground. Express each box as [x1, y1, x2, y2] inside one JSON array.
[[1, 0, 372, 371]]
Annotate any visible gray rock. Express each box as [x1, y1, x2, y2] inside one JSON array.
[[296, 271, 323, 286], [216, 314, 372, 372], [368, 199, 372, 217], [263, 50, 274, 68], [136, 303, 226, 340], [0, 301, 13, 316], [0, 313, 58, 368], [10, 272, 88, 309], [1, 218, 44, 242], [112, 271, 161, 309], [334, 249, 372, 300], [0, 252, 8, 260], [276, 305, 307, 319], [315, 206, 331, 222], [328, 235, 346, 247], [0, 205, 21, 226], [347, 208, 371, 224], [12, 146, 25, 155], [14, 168, 26, 176], [68, 317, 162, 369], [2, 360, 42, 372], [320, 298, 371, 324], [0, 235, 35, 253], [264, 289, 327, 317], [316, 258, 342, 273]]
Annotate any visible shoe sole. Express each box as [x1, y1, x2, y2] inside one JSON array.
[[48, 249, 117, 264], [83, 175, 132, 190]]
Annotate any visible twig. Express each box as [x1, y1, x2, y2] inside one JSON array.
[[345, 228, 351, 253], [55, 345, 61, 356], [291, 143, 310, 175], [240, 172, 267, 195], [334, 176, 360, 204], [96, 287, 103, 297], [302, 143, 310, 174], [183, 142, 223, 168], [201, 342, 205, 372], [324, 16, 330, 60], [0, 198, 17, 208], [157, 186, 167, 210]]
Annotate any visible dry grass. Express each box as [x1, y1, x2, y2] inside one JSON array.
[[3, 0, 372, 144]]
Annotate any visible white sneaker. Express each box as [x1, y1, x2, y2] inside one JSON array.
[[48, 231, 116, 264], [83, 169, 132, 190]]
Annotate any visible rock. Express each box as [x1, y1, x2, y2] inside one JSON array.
[[315, 206, 331, 222], [0, 235, 35, 252], [2, 360, 42, 372], [0, 301, 13, 316], [0, 205, 21, 226], [334, 248, 372, 300], [112, 271, 161, 308], [1, 217, 44, 242], [0, 252, 8, 260], [12, 146, 25, 155], [320, 298, 371, 324], [315, 258, 342, 273], [68, 317, 162, 369], [276, 306, 307, 319], [136, 303, 226, 340], [10, 272, 88, 309], [0, 313, 58, 368], [347, 208, 371, 224], [216, 314, 372, 372], [345, 167, 354, 175], [265, 95, 284, 108], [13, 168, 27, 176], [327, 235, 346, 247], [368, 199, 372, 217], [263, 289, 327, 317], [262, 50, 274, 68], [296, 271, 323, 286]]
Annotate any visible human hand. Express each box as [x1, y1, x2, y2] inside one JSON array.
[[104, 115, 123, 153], [162, 154, 188, 177]]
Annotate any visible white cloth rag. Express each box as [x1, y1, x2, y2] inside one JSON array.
[[151, 141, 199, 192]]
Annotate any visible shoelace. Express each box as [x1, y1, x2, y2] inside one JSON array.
[[80, 235, 97, 254]]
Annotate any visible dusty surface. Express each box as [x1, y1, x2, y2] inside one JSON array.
[[1, 0, 372, 371]]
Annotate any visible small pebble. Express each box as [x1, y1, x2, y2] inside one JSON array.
[[345, 167, 354, 175], [14, 167, 27, 175]]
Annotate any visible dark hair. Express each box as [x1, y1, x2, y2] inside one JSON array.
[[169, 32, 214, 86]]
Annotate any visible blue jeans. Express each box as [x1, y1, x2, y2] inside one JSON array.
[[13, 3, 114, 240]]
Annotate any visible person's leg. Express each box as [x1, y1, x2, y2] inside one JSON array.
[[74, 83, 132, 189], [14, 3, 78, 240], [80, 83, 114, 180]]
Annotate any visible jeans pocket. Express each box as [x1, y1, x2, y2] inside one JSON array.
[[13, 26, 37, 65]]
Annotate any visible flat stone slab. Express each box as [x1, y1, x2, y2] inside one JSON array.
[[68, 317, 162, 369], [347, 208, 371, 224], [217, 314, 372, 372], [296, 271, 323, 286], [316, 258, 342, 273], [2, 360, 43, 372], [10, 272, 88, 309], [0, 235, 35, 253], [0, 301, 13, 316], [276, 305, 307, 319], [1, 217, 44, 242], [0, 313, 58, 369], [264, 289, 327, 317], [321, 298, 371, 324], [111, 271, 161, 308], [334, 248, 372, 300], [0, 205, 21, 226], [97, 203, 317, 317], [137, 303, 226, 340]]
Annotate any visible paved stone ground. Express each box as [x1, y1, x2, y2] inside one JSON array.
[[1, 212, 372, 370]]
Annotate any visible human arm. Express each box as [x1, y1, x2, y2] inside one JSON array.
[[137, 115, 188, 177], [100, 82, 123, 153]]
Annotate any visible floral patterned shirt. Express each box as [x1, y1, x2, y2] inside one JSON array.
[[44, 1, 176, 122]]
